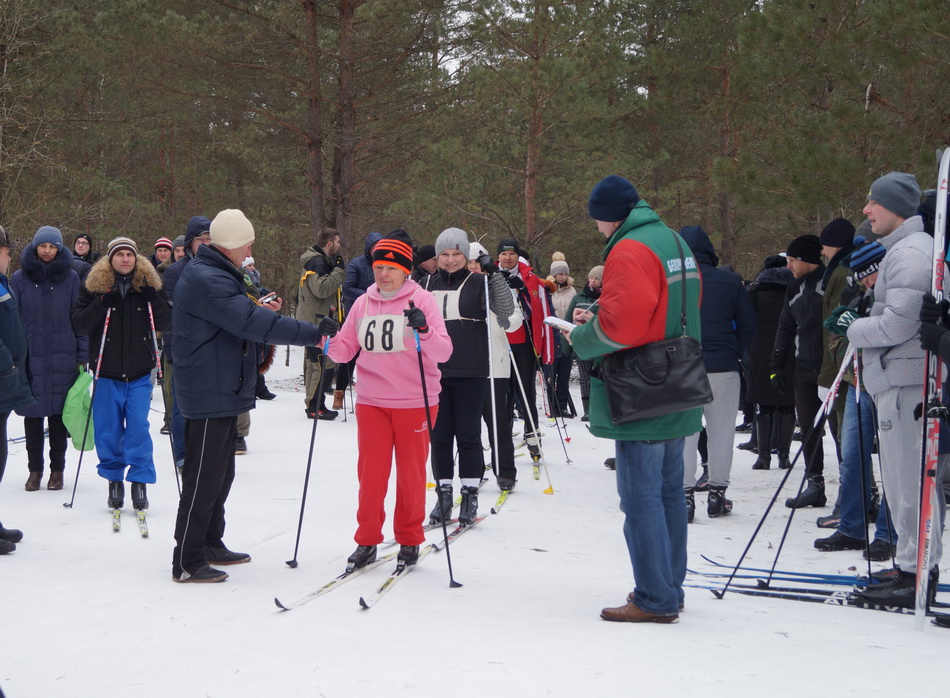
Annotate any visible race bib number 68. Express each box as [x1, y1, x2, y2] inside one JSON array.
[[358, 314, 407, 353]]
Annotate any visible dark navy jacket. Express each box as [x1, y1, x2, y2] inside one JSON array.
[[680, 226, 756, 373], [173, 244, 323, 419], [342, 232, 382, 313], [162, 216, 211, 364], [0, 271, 36, 413]]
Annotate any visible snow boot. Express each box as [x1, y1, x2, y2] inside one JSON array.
[[459, 485, 479, 526], [397, 545, 420, 567], [346, 544, 377, 570], [581, 398, 590, 423], [751, 413, 773, 470], [131, 482, 149, 511], [108, 481, 124, 509], [785, 475, 826, 509], [429, 483, 454, 524], [685, 487, 695, 524], [707, 486, 733, 518], [0, 523, 23, 544], [776, 411, 796, 469], [332, 390, 344, 411]]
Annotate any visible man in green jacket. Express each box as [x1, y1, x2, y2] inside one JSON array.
[[566, 175, 702, 624]]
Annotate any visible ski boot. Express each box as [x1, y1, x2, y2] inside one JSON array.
[[131, 482, 149, 511], [685, 487, 695, 524], [346, 544, 377, 571], [526, 431, 541, 461], [707, 486, 733, 518], [428, 483, 454, 524], [108, 481, 124, 509], [459, 486, 479, 526], [397, 545, 420, 567], [785, 476, 826, 509], [694, 464, 709, 491]]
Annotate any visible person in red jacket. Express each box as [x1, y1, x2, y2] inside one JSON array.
[[497, 238, 555, 462]]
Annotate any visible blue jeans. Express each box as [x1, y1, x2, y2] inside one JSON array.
[[838, 385, 897, 544], [614, 438, 687, 615]]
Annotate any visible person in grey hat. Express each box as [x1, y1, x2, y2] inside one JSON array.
[[846, 171, 944, 608], [171, 235, 186, 262]]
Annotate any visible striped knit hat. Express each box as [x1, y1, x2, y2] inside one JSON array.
[[107, 236, 138, 261], [154, 237, 173, 250], [372, 229, 414, 275], [847, 236, 886, 280]]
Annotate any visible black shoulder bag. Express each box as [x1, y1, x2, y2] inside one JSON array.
[[597, 232, 713, 425]]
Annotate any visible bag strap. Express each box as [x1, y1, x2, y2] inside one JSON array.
[[669, 230, 689, 337]]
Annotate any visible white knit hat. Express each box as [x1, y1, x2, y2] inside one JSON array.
[[210, 209, 255, 250], [468, 241, 489, 261]]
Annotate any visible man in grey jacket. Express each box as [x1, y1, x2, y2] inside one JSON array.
[[843, 172, 943, 607]]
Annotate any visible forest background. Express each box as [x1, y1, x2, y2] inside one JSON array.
[[1, 0, 947, 302]]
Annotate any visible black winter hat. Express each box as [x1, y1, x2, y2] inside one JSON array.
[[415, 244, 435, 263], [498, 238, 520, 256], [785, 234, 822, 265], [818, 218, 855, 248], [587, 175, 639, 222], [763, 254, 787, 270]]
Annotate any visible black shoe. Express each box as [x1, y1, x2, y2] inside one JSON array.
[[0, 539, 15, 555], [0, 523, 23, 544], [604, 457, 616, 470], [777, 452, 791, 469], [793, 429, 803, 441], [854, 568, 938, 608], [108, 481, 124, 509], [814, 531, 864, 551], [497, 476, 516, 491], [694, 464, 709, 491], [864, 539, 896, 562], [173, 564, 229, 583], [736, 439, 757, 453], [685, 487, 695, 524], [203, 545, 251, 565], [707, 487, 733, 518], [305, 408, 316, 419], [429, 484, 454, 524], [346, 544, 378, 570], [816, 512, 841, 529], [131, 482, 149, 511], [317, 409, 338, 421], [397, 545, 420, 566], [751, 454, 771, 470], [785, 476, 826, 509], [234, 436, 248, 454], [459, 485, 479, 526], [257, 390, 277, 401], [160, 425, 170, 435], [735, 421, 753, 433]]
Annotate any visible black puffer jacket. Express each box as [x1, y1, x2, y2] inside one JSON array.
[[747, 266, 796, 406], [771, 263, 826, 378]]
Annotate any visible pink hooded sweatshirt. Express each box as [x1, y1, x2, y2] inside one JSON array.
[[328, 278, 452, 409]]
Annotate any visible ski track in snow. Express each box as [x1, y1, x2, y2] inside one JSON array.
[[1, 345, 946, 696]]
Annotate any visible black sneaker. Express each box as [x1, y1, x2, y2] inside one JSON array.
[[173, 564, 229, 583], [735, 421, 753, 433], [257, 390, 277, 401], [160, 425, 170, 435], [604, 457, 616, 470], [814, 531, 864, 552], [317, 408, 338, 421], [864, 539, 896, 562], [234, 436, 248, 454], [347, 544, 378, 570], [397, 545, 420, 566], [203, 545, 251, 565], [816, 513, 841, 529]]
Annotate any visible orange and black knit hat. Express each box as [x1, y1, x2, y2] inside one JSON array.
[[372, 229, 414, 275]]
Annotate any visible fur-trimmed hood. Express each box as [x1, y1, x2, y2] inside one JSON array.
[[17, 243, 76, 284], [84, 254, 163, 294]]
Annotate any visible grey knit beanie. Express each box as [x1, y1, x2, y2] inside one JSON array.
[[435, 227, 471, 259], [867, 172, 921, 219]]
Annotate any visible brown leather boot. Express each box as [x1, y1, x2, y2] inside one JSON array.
[[332, 390, 344, 410], [601, 600, 678, 623], [25, 472, 42, 492], [47, 471, 64, 490]]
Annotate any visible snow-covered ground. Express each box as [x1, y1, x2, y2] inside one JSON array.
[[1, 345, 946, 697]]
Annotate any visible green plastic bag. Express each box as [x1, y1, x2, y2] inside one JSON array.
[[63, 366, 95, 451]]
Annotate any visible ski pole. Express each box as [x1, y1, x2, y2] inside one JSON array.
[[286, 336, 330, 569], [410, 302, 462, 588], [64, 307, 112, 509], [853, 351, 873, 579], [483, 274, 500, 478], [146, 301, 180, 496], [508, 343, 554, 494], [522, 319, 572, 463]]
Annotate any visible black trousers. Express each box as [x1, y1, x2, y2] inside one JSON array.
[[432, 377, 488, 481], [24, 415, 68, 473], [482, 378, 516, 481], [794, 371, 824, 478], [0, 411, 8, 483], [508, 342, 540, 437], [173, 416, 237, 575]]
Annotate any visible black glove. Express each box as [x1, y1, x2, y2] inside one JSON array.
[[919, 321, 947, 355], [769, 373, 788, 396], [914, 402, 924, 421], [140, 285, 159, 304], [318, 316, 340, 338], [333, 255, 345, 270], [477, 253, 499, 275], [505, 272, 525, 291], [920, 293, 949, 325], [100, 290, 120, 309], [404, 305, 428, 334]]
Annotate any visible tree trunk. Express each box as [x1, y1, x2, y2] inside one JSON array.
[[332, 0, 357, 242], [303, 0, 325, 244]]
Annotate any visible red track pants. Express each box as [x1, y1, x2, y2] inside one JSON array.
[[355, 403, 437, 546]]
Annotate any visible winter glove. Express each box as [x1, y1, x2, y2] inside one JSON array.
[[99, 290, 120, 309], [140, 285, 159, 304], [769, 373, 788, 396], [919, 321, 949, 356], [477, 253, 499, 275], [504, 271, 525, 291], [333, 255, 346, 270], [404, 305, 428, 334], [920, 293, 949, 326], [318, 316, 340, 338], [914, 402, 924, 421], [823, 305, 858, 336]]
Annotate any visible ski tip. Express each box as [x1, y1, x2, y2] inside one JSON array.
[[359, 597, 370, 609], [275, 598, 290, 611], [490, 508, 498, 514], [543, 487, 554, 495], [285, 560, 299, 569]]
